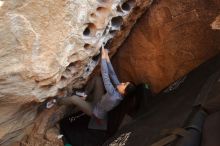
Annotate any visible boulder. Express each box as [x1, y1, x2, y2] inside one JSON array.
[[0, 0, 220, 145], [0, 0, 153, 145], [112, 0, 220, 93]]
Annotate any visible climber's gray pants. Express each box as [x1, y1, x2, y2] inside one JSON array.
[[60, 75, 105, 116], [85, 75, 105, 105]]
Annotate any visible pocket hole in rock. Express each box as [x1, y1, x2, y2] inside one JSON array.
[[66, 66, 78, 75], [111, 16, 123, 28], [122, 0, 135, 11], [68, 62, 77, 68], [122, 3, 130, 11], [84, 44, 92, 50], [66, 61, 81, 74], [83, 23, 96, 37], [109, 30, 117, 36], [90, 13, 96, 18], [61, 76, 66, 81], [39, 84, 53, 89]]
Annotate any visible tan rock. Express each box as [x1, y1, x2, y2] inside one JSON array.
[[0, 0, 153, 145], [1, 0, 219, 145]]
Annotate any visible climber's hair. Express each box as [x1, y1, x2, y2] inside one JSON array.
[[124, 82, 136, 98]]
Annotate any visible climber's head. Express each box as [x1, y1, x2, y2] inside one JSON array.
[[117, 82, 136, 97]]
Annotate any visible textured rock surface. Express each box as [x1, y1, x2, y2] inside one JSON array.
[[0, 0, 153, 145], [0, 0, 220, 145], [112, 0, 220, 93]]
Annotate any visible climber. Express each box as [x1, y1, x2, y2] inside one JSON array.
[[59, 46, 136, 130]]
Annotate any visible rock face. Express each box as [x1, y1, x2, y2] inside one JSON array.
[[0, 0, 153, 145], [112, 0, 220, 93], [0, 0, 220, 145]]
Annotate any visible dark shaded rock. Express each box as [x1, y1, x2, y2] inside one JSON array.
[[113, 0, 220, 93]]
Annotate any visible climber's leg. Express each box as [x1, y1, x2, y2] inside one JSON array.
[[85, 75, 105, 104], [60, 95, 93, 116], [59, 75, 105, 117]]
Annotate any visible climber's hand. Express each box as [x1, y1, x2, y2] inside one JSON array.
[[105, 50, 110, 62], [101, 46, 108, 59], [101, 46, 105, 59]]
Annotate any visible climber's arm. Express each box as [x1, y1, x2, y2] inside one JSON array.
[[105, 51, 120, 86], [101, 48, 117, 95]]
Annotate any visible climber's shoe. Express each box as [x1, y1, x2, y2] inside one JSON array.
[[46, 99, 56, 109], [72, 90, 87, 100]]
